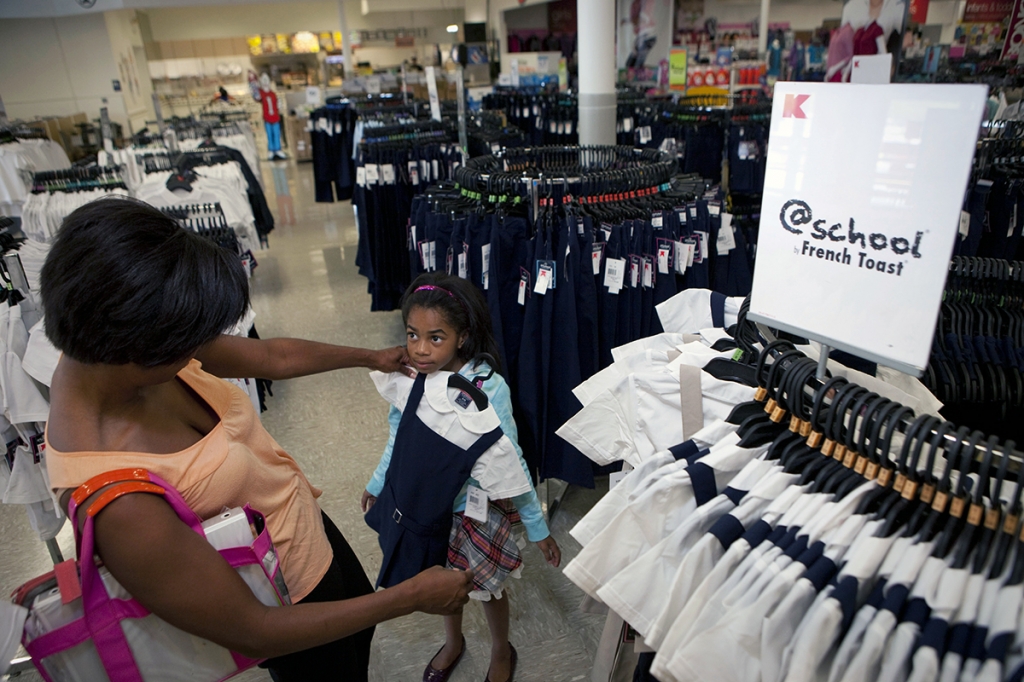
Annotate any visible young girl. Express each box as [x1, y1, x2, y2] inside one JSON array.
[[363, 272, 560, 682]]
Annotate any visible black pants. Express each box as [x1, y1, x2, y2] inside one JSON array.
[[262, 512, 375, 681]]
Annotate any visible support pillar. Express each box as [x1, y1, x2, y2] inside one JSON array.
[[758, 0, 771, 58], [578, 0, 616, 146], [338, 0, 354, 78]]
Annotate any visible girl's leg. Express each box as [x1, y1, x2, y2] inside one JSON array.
[[481, 593, 513, 681], [430, 612, 465, 669]]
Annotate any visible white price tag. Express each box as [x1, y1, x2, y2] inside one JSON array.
[[604, 257, 626, 292], [432, 160, 439, 180], [465, 485, 488, 523], [491, 142, 500, 154], [643, 258, 653, 288], [365, 164, 379, 185], [686, 241, 696, 268], [709, 202, 721, 217], [592, 243, 603, 275], [421, 160, 429, 182], [658, 247, 670, 274], [550, 120, 557, 134], [409, 161, 420, 186], [481, 244, 491, 289], [428, 241, 437, 271], [534, 264, 553, 294], [716, 214, 737, 254], [381, 164, 395, 185], [518, 279, 527, 305], [959, 210, 970, 240], [334, 123, 342, 135], [652, 213, 664, 228], [675, 242, 689, 274], [356, 167, 366, 187], [566, 122, 573, 135], [624, 118, 633, 132], [609, 471, 628, 491], [696, 231, 709, 261]]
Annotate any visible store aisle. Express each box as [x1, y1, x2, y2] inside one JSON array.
[[0, 159, 606, 682]]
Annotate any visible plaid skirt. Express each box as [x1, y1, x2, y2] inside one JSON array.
[[446, 498, 525, 600]]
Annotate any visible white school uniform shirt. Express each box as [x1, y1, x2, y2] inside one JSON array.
[[369, 371, 532, 499], [645, 470, 799, 650], [765, 517, 886, 682], [938, 569, 989, 682], [557, 360, 753, 468], [611, 333, 689, 363], [655, 288, 743, 333], [974, 581, 1024, 682], [669, 483, 875, 682], [573, 349, 674, 407], [780, 527, 899, 682], [958, 566, 1008, 682], [877, 555, 956, 682], [596, 456, 777, 635], [650, 483, 810, 682], [905, 563, 973, 682], [570, 420, 737, 548], [655, 488, 830, 682], [834, 538, 936, 682], [562, 431, 764, 599]]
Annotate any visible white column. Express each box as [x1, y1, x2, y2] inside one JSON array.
[[465, 0, 488, 25], [338, 0, 354, 78], [578, 0, 616, 146], [758, 0, 771, 58]]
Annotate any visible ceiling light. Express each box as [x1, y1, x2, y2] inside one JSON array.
[[447, 24, 459, 33]]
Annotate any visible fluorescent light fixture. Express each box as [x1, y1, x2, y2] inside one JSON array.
[[447, 24, 459, 33]]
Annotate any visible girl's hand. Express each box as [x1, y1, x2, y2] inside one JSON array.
[[361, 490, 377, 513], [372, 346, 416, 378], [536, 536, 561, 567]]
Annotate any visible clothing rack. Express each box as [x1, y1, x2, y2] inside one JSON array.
[[30, 166, 126, 193]]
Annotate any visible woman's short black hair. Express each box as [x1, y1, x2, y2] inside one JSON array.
[[40, 196, 249, 367], [400, 272, 503, 374]]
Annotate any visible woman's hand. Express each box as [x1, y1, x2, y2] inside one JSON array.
[[403, 566, 475, 615], [371, 346, 415, 378], [361, 490, 377, 513], [536, 536, 561, 567]]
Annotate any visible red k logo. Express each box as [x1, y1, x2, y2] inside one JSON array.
[[782, 94, 810, 119]]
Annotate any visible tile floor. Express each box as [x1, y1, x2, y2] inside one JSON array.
[[1, 157, 607, 682]]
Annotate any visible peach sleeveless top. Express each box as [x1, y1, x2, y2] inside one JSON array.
[[45, 359, 332, 601]]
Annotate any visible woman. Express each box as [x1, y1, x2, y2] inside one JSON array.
[[40, 197, 474, 681]]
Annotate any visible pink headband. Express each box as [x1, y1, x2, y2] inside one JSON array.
[[414, 284, 470, 317]]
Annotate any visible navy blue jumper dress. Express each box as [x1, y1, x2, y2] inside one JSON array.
[[365, 372, 504, 589]]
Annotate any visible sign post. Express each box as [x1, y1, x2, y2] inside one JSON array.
[[747, 83, 987, 376], [669, 49, 688, 92], [425, 66, 442, 122]]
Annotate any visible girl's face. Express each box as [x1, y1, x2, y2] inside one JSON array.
[[405, 306, 468, 374]]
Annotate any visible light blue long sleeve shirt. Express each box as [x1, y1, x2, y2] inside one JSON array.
[[366, 362, 550, 542]]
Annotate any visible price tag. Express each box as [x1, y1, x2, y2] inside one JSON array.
[[716, 214, 737, 255], [550, 120, 557, 134], [458, 250, 468, 279], [604, 257, 626, 293], [675, 242, 690, 274], [693, 232, 709, 262], [518, 268, 530, 305], [421, 160, 429, 182], [642, 257, 654, 288], [465, 485, 489, 522], [381, 164, 395, 185], [491, 142, 501, 154], [534, 259, 555, 294], [566, 121, 574, 135], [609, 471, 628, 491], [481, 244, 491, 289], [334, 123, 342, 135], [624, 117, 634, 132], [365, 164, 379, 185], [356, 167, 366, 187], [432, 159, 439, 181], [306, 119, 314, 132], [592, 242, 604, 275], [959, 210, 970, 240], [658, 246, 671, 274], [409, 161, 419, 186], [630, 257, 640, 288], [640, 126, 652, 144], [652, 212, 664, 228], [409, 225, 417, 251], [708, 202, 721, 217]]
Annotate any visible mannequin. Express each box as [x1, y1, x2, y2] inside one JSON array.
[[258, 73, 286, 161]]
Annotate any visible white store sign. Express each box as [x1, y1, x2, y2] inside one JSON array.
[[748, 82, 987, 375]]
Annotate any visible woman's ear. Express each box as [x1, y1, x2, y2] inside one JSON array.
[[459, 331, 469, 349]]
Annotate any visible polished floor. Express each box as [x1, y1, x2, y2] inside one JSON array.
[[1, 155, 607, 681]]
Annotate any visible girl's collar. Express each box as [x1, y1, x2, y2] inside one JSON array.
[[422, 370, 501, 435]]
